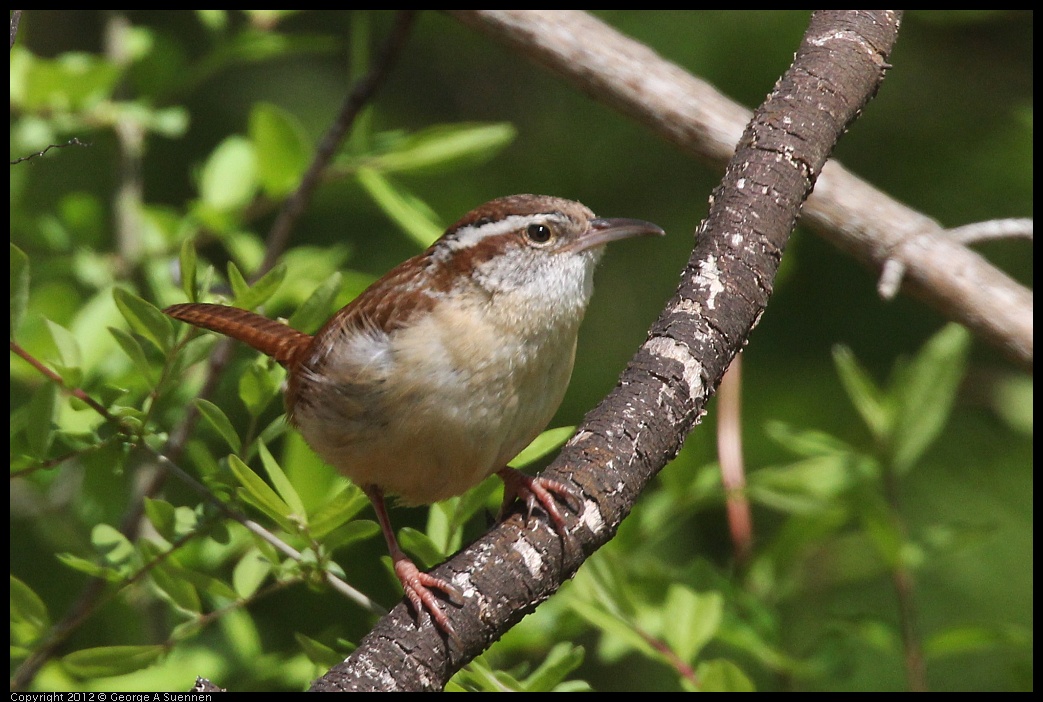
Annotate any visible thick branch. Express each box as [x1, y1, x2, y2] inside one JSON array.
[[451, 10, 1032, 370], [310, 11, 902, 691]]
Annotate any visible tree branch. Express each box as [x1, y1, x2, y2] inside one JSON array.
[[450, 10, 1032, 371], [257, 10, 417, 277], [310, 10, 902, 691]]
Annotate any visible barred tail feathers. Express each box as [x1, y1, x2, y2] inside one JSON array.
[[164, 303, 312, 366]]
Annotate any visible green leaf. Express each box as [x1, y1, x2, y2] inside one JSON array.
[[195, 399, 242, 453], [662, 586, 723, 664], [566, 593, 659, 662], [287, 271, 342, 333], [61, 645, 165, 678], [151, 563, 202, 613], [227, 454, 294, 531], [232, 262, 287, 311], [890, 323, 971, 474], [509, 426, 575, 468], [13, 49, 120, 112], [199, 135, 258, 211], [924, 625, 1009, 660], [91, 523, 136, 569], [321, 519, 381, 553], [833, 344, 890, 440], [988, 373, 1033, 435], [763, 421, 857, 459], [582, 554, 640, 619], [109, 326, 153, 381], [696, 659, 756, 692], [45, 319, 83, 378], [174, 506, 203, 540], [449, 654, 520, 692], [249, 102, 311, 197], [397, 527, 445, 569], [10, 576, 50, 644], [565, 558, 657, 662], [257, 414, 290, 447], [201, 27, 336, 69], [166, 559, 239, 602], [147, 106, 190, 138], [521, 642, 585, 692], [227, 260, 250, 303], [848, 619, 902, 654], [217, 607, 264, 660], [307, 483, 370, 539], [368, 122, 517, 175], [238, 360, 282, 418], [55, 552, 121, 581], [233, 550, 272, 599], [179, 239, 198, 301], [425, 500, 454, 556], [113, 287, 174, 353], [196, 10, 227, 30], [748, 455, 862, 514], [447, 475, 500, 535], [143, 497, 177, 541], [10, 243, 29, 338], [257, 439, 307, 518], [170, 619, 204, 642], [295, 632, 347, 668], [356, 167, 443, 247]]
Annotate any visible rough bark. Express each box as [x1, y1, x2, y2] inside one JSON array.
[[310, 11, 903, 692]]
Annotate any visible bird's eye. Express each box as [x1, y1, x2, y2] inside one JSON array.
[[526, 223, 553, 244]]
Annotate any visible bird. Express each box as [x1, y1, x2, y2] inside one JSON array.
[[164, 194, 664, 638]]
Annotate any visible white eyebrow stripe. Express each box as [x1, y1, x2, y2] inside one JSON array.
[[446, 213, 565, 251]]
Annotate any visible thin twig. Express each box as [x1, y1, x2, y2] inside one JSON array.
[[878, 217, 1033, 299], [881, 468, 928, 692], [716, 355, 753, 565], [10, 437, 121, 479], [257, 10, 417, 277], [10, 137, 91, 165], [9, 340, 116, 422], [637, 628, 700, 688], [146, 448, 382, 612], [948, 217, 1033, 244]]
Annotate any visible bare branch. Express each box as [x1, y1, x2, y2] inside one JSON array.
[[9, 137, 90, 165], [450, 10, 1032, 370], [878, 217, 1033, 299], [948, 217, 1033, 245]]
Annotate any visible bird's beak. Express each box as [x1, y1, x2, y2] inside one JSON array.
[[568, 217, 666, 253]]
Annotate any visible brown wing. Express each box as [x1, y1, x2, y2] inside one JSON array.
[[304, 249, 441, 356], [164, 303, 312, 367]]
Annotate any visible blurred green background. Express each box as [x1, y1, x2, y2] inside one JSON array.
[[10, 10, 1032, 692]]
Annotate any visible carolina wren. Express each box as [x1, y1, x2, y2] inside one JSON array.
[[165, 194, 663, 637]]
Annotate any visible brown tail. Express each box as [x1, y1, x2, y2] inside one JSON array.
[[164, 303, 312, 366]]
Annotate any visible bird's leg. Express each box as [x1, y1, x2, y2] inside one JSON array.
[[496, 467, 582, 535], [363, 485, 462, 640]]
